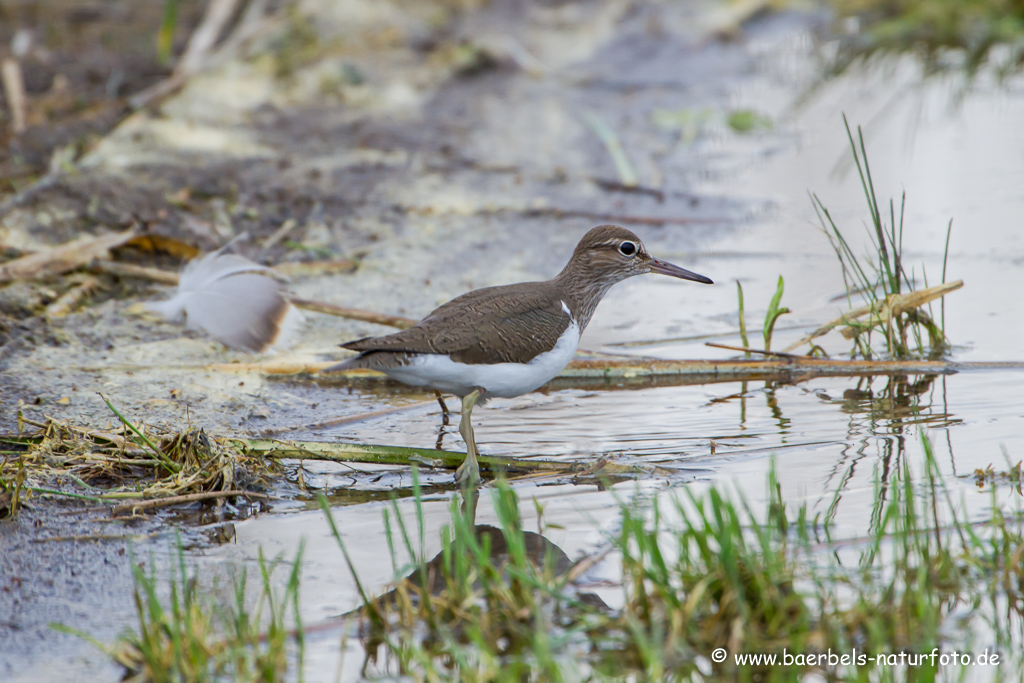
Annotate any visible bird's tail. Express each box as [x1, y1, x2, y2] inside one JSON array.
[[322, 353, 370, 373]]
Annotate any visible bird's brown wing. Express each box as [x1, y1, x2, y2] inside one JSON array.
[[341, 282, 573, 364]]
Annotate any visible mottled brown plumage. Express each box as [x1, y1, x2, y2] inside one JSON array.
[[340, 282, 571, 366]]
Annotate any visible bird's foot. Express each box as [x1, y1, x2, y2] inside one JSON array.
[[456, 388, 484, 487], [455, 452, 481, 488]]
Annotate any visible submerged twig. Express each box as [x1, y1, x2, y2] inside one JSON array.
[[257, 400, 437, 436], [401, 203, 725, 227], [245, 439, 665, 479], [31, 532, 162, 544]]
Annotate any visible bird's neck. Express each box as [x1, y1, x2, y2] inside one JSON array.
[[551, 259, 617, 332]]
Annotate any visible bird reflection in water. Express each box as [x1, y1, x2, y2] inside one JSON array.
[[354, 489, 609, 673]]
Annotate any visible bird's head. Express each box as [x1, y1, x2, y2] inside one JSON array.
[[566, 224, 713, 288]]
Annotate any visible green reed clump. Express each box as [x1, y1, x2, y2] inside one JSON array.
[[340, 434, 1023, 681], [827, 0, 1024, 78], [811, 116, 954, 359], [70, 539, 305, 683], [613, 470, 815, 677]]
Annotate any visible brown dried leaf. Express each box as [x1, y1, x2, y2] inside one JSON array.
[[124, 233, 200, 260]]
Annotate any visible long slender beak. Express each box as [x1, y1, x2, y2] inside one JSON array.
[[649, 257, 713, 284]]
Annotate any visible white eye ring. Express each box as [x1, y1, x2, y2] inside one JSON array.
[[619, 241, 637, 257]]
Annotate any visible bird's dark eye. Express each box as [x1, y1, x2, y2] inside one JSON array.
[[619, 241, 637, 256]]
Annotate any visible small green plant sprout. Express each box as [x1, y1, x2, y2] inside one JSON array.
[[763, 275, 790, 352], [727, 108, 772, 133], [736, 280, 751, 357], [651, 107, 716, 144], [794, 116, 961, 359]]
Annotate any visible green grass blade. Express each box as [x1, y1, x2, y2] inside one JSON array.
[[736, 281, 750, 355], [582, 111, 639, 187]]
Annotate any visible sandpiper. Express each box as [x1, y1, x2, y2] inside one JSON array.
[[329, 225, 712, 485]]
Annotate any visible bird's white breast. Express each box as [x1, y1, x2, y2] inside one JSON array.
[[381, 317, 581, 399]]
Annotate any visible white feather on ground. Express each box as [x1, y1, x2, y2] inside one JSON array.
[[147, 250, 304, 352]]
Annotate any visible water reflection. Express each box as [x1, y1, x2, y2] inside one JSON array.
[[832, 374, 958, 432], [703, 373, 958, 450], [697, 372, 971, 530], [802, 374, 964, 533], [352, 489, 610, 677]]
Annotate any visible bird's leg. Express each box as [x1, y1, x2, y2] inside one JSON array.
[[433, 389, 450, 426], [434, 390, 451, 450], [459, 486, 480, 527], [455, 388, 482, 487]]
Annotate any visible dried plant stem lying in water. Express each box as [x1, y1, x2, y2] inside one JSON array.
[[780, 281, 963, 354], [110, 490, 274, 517], [243, 439, 675, 480]]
